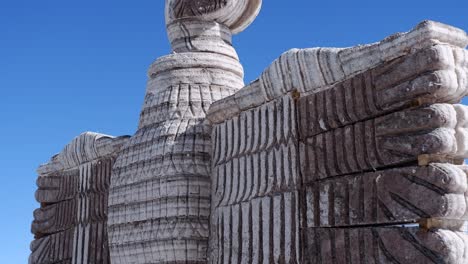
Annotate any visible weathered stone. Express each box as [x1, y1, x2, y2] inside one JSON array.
[[211, 94, 299, 205], [209, 194, 301, 264], [303, 163, 468, 228], [209, 94, 301, 264], [31, 1, 468, 263], [301, 104, 468, 180], [30, 133, 127, 264], [207, 21, 468, 124], [29, 228, 75, 264], [36, 132, 128, 175], [305, 227, 468, 264]]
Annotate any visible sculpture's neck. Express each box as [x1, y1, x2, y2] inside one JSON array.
[[135, 0, 264, 129], [138, 18, 244, 129], [167, 18, 238, 59]]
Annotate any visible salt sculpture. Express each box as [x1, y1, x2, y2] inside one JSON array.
[[31, 1, 468, 263]]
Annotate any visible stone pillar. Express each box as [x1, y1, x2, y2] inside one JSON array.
[[107, 1, 262, 263]]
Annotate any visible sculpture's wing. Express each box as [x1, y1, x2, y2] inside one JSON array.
[[30, 132, 129, 264], [207, 20, 468, 263]]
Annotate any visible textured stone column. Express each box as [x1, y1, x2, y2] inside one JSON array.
[[107, 1, 262, 263]]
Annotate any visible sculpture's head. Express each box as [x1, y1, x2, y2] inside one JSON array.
[[165, 0, 262, 34]]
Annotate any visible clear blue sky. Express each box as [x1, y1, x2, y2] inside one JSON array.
[[1, 0, 467, 263]]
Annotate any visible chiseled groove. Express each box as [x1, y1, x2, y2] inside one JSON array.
[[299, 50, 465, 140], [401, 174, 448, 196], [108, 195, 210, 209], [374, 230, 402, 264], [399, 229, 446, 263], [258, 200, 264, 264], [301, 103, 462, 181], [389, 192, 430, 218], [32, 157, 115, 264], [304, 162, 468, 229]]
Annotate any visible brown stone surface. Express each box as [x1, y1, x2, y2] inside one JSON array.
[[31, 1, 468, 262], [303, 163, 468, 228], [300, 104, 467, 181], [298, 44, 468, 138], [305, 227, 468, 264], [30, 133, 126, 264], [206, 17, 468, 263], [29, 228, 75, 264], [209, 94, 301, 264], [211, 94, 299, 206], [209, 194, 301, 264]]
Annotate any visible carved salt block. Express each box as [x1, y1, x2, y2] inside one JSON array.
[[30, 133, 125, 264], [209, 192, 301, 264], [299, 44, 468, 138], [305, 227, 468, 264], [304, 163, 468, 228], [211, 94, 299, 209], [35, 170, 78, 204], [301, 104, 468, 180], [29, 228, 75, 264]]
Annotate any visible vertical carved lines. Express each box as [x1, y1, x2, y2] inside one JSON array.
[[213, 95, 299, 196], [299, 45, 468, 140], [295, 44, 468, 264], [210, 94, 301, 263], [31, 158, 114, 264], [217, 196, 301, 263]]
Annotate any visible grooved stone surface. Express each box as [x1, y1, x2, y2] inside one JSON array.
[[300, 104, 468, 180], [209, 94, 300, 264], [298, 45, 468, 138], [304, 163, 468, 228], [30, 133, 127, 264], [305, 227, 468, 264], [207, 20, 468, 124]]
